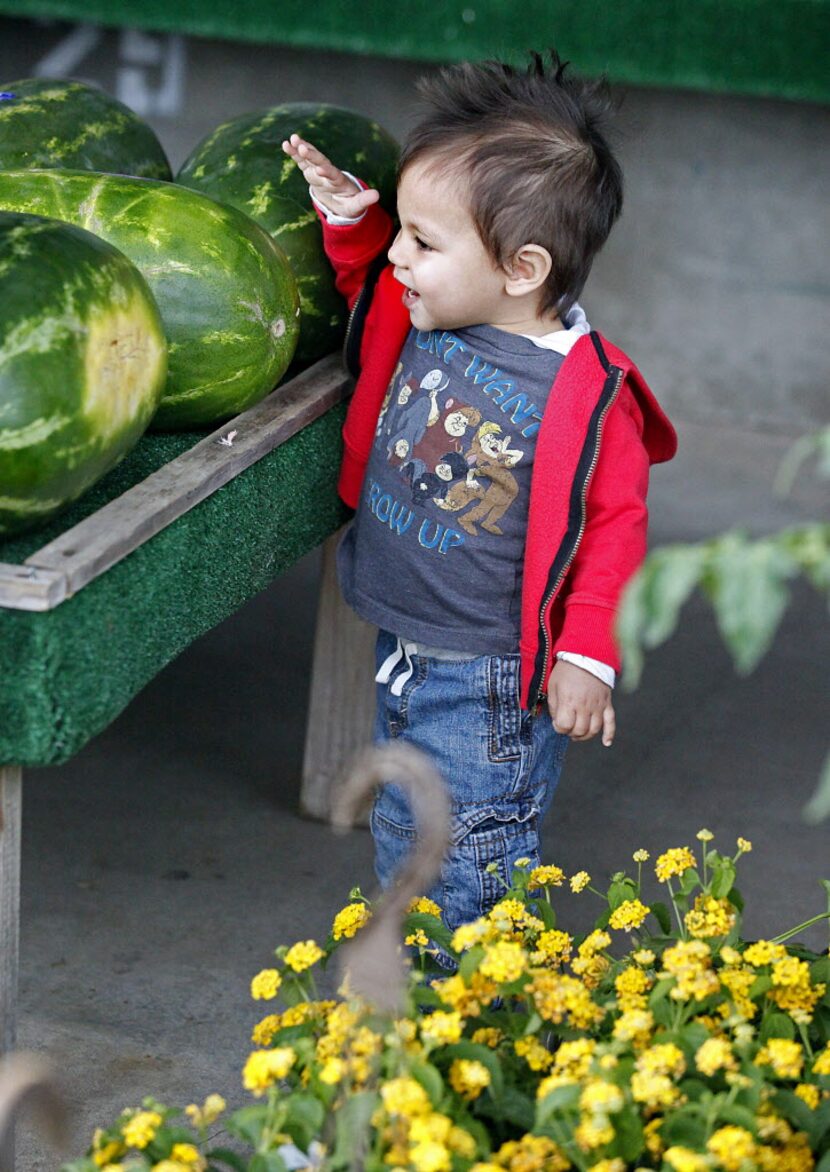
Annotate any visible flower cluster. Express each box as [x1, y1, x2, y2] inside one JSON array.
[[66, 835, 830, 1172]]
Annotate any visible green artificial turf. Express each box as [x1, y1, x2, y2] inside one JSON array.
[[0, 0, 827, 102], [0, 405, 349, 766]]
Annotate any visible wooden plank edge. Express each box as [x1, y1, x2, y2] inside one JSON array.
[[0, 354, 350, 612], [0, 564, 67, 612]]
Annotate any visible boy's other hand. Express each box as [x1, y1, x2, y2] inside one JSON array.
[[281, 134, 380, 219], [547, 659, 616, 747]]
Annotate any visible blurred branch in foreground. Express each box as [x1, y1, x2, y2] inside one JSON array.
[[618, 426, 830, 822]]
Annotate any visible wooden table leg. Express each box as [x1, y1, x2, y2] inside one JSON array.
[[301, 532, 376, 822], [0, 765, 21, 1170]]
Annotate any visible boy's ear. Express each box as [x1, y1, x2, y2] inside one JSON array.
[[503, 244, 553, 298]]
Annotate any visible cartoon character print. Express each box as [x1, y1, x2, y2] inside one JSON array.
[[384, 368, 448, 469], [405, 400, 483, 482], [409, 450, 469, 506], [435, 421, 524, 536], [375, 362, 403, 437]]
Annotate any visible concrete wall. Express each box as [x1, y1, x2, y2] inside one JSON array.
[[3, 16, 828, 431]]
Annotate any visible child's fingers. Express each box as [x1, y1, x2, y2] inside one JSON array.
[[602, 703, 616, 748], [282, 134, 350, 188]]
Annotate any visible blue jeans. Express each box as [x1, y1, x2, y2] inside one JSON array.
[[370, 629, 569, 934]]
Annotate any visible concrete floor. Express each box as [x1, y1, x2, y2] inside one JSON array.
[[0, 15, 828, 1170], [16, 417, 830, 1168]]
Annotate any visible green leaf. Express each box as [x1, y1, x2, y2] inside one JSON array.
[[717, 1103, 760, 1134], [226, 1105, 268, 1145], [705, 532, 798, 674], [816, 1151, 830, 1172], [610, 1103, 645, 1163], [608, 877, 638, 911], [536, 899, 557, 930], [651, 901, 672, 934], [660, 1107, 707, 1149], [498, 1085, 537, 1130], [773, 1089, 819, 1134], [249, 1154, 289, 1172], [617, 543, 706, 689], [404, 912, 457, 956], [459, 945, 485, 981], [677, 868, 701, 897], [330, 1090, 380, 1170], [409, 1059, 445, 1107], [759, 1012, 796, 1042], [206, 1149, 249, 1172], [803, 751, 830, 824], [711, 858, 737, 899], [728, 885, 745, 913], [649, 978, 675, 1008], [284, 1092, 326, 1151], [535, 1082, 581, 1127]]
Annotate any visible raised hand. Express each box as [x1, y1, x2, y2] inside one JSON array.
[[281, 134, 380, 220]]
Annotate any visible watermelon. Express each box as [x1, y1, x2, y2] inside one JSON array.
[[0, 169, 300, 429], [0, 211, 167, 536], [176, 103, 399, 365], [0, 79, 172, 179]]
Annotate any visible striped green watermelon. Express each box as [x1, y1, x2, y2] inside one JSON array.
[[0, 79, 172, 179], [0, 169, 300, 428], [176, 103, 399, 365], [0, 211, 167, 536]]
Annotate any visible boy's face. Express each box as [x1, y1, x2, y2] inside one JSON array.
[[388, 162, 512, 333]]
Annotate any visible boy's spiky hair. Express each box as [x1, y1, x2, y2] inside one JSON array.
[[399, 50, 624, 318]]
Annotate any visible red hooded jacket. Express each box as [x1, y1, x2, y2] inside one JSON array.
[[320, 202, 677, 708]]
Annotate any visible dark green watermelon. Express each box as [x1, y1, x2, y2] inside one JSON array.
[[176, 103, 399, 365], [0, 169, 300, 429], [0, 211, 167, 536], [0, 79, 172, 179]]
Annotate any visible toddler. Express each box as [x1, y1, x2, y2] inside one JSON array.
[[283, 51, 677, 934]]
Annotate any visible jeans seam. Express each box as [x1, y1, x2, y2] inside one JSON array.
[[487, 655, 521, 763]]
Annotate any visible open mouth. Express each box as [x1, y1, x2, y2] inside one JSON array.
[[402, 287, 420, 309]]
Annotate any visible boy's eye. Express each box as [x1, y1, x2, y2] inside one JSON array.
[[414, 236, 433, 251]]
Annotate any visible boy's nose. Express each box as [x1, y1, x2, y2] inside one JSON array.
[[387, 230, 405, 267]]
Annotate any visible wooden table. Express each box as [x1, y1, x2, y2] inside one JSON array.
[[0, 354, 375, 1115]]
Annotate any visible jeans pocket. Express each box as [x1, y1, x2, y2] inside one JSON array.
[[487, 654, 522, 763], [440, 803, 541, 931]]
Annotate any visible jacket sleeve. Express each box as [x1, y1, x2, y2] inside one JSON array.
[[552, 390, 651, 673], [317, 200, 396, 310]]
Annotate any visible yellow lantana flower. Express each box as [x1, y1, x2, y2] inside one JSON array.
[[655, 846, 696, 882], [331, 902, 371, 940], [569, 870, 591, 893], [529, 864, 565, 888], [380, 1076, 431, 1118], [707, 1125, 756, 1170], [479, 940, 527, 984], [755, 1038, 804, 1080], [449, 1058, 491, 1099], [122, 1110, 162, 1149], [695, 1036, 737, 1076], [608, 898, 650, 931], [171, 1144, 206, 1170], [184, 1094, 225, 1129], [420, 1010, 464, 1046], [284, 939, 324, 972], [407, 896, 443, 917], [684, 894, 736, 939], [242, 1047, 296, 1096], [250, 968, 281, 1001]]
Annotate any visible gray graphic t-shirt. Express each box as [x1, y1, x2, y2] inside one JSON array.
[[337, 324, 566, 653]]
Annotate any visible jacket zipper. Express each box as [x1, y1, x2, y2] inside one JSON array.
[[536, 364, 625, 705]]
